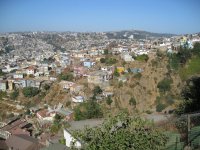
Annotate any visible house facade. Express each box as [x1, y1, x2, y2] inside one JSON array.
[[63, 129, 82, 148], [87, 71, 111, 84], [0, 80, 8, 91], [26, 66, 36, 75]]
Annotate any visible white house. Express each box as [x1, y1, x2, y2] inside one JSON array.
[[26, 66, 36, 75], [59, 81, 75, 90], [36, 109, 55, 121], [121, 52, 134, 62], [13, 74, 24, 79], [63, 129, 82, 148]]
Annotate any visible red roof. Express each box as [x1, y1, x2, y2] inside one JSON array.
[[37, 109, 49, 118]]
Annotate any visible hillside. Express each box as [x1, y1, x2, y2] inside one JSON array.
[[101, 52, 182, 115], [106, 30, 175, 39]]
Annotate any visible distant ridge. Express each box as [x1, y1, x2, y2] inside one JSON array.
[[105, 30, 176, 39]]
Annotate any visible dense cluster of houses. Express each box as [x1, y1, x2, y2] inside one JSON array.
[[0, 32, 200, 149]]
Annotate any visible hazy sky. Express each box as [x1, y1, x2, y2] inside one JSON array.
[[0, 0, 200, 34]]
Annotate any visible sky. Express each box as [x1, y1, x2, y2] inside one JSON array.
[[0, 0, 200, 34]]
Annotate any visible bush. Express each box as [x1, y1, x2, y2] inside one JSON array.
[[43, 84, 50, 91], [10, 90, 19, 100], [129, 97, 136, 107], [65, 101, 71, 107], [134, 73, 142, 79], [59, 138, 66, 145], [146, 110, 152, 114], [156, 103, 167, 112], [0, 69, 6, 76], [113, 68, 120, 77], [73, 113, 168, 150], [74, 100, 103, 121], [100, 58, 106, 63], [59, 73, 74, 81], [118, 81, 123, 88], [135, 54, 149, 62], [50, 124, 60, 134], [106, 96, 113, 107], [103, 57, 117, 65], [104, 49, 109, 55], [0, 91, 7, 100], [22, 87, 40, 98], [166, 95, 174, 105], [93, 86, 102, 95], [157, 78, 172, 93]]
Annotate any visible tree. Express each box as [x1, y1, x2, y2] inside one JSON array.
[[0, 91, 7, 100], [73, 113, 167, 150], [43, 84, 50, 91], [100, 58, 106, 63], [129, 97, 136, 107], [10, 90, 19, 100], [156, 103, 167, 112], [113, 68, 120, 77], [54, 114, 62, 123], [127, 68, 131, 73], [118, 81, 123, 88], [135, 54, 149, 62], [106, 96, 113, 108], [104, 49, 109, 55], [0, 69, 5, 76], [192, 42, 200, 56], [22, 87, 40, 98], [59, 73, 74, 81], [157, 78, 172, 93], [50, 124, 60, 134], [105, 57, 117, 65], [74, 99, 103, 121], [85, 99, 103, 119], [176, 76, 200, 114], [177, 46, 191, 65], [93, 86, 102, 95]]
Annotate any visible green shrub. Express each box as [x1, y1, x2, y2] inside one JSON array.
[[59, 73, 74, 81], [135, 54, 149, 62], [0, 91, 7, 100], [156, 103, 167, 112], [134, 73, 142, 79], [22, 87, 40, 98], [74, 100, 103, 121], [129, 97, 136, 107], [157, 78, 172, 93], [10, 90, 19, 100]]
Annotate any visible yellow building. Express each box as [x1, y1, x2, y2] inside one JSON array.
[[117, 67, 125, 73]]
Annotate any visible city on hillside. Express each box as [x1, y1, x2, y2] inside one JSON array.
[[0, 0, 200, 150]]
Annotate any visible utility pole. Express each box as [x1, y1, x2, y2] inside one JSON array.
[[187, 114, 191, 146]]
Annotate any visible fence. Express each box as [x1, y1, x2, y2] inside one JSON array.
[[157, 112, 200, 150]]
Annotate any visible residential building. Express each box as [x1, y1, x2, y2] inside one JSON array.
[[36, 109, 55, 122], [59, 81, 75, 90], [5, 134, 41, 150], [121, 52, 134, 62], [13, 73, 24, 79], [0, 80, 8, 91], [26, 66, 36, 75], [87, 70, 111, 84], [83, 61, 95, 68], [63, 129, 82, 149], [8, 79, 14, 91]]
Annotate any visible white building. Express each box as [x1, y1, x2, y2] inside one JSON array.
[[13, 74, 24, 79], [121, 52, 134, 62], [72, 96, 84, 103], [63, 129, 82, 148]]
